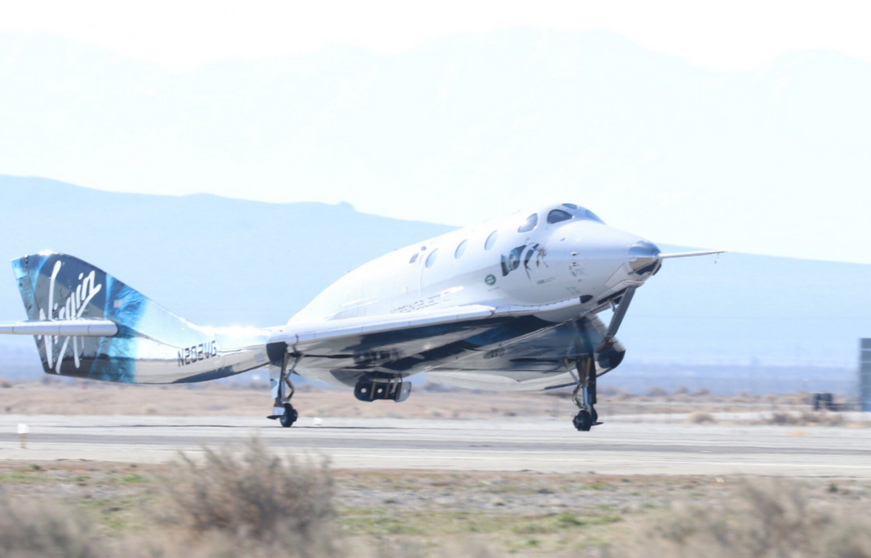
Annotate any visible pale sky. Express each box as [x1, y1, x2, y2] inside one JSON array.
[[2, 0, 870, 73], [1, 1, 870, 264]]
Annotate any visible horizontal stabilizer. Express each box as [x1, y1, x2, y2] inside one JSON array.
[[0, 320, 118, 337]]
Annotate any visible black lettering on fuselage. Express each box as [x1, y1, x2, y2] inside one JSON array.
[[178, 340, 219, 367]]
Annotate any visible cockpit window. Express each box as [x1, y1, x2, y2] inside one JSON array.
[[585, 209, 605, 224], [425, 249, 439, 268], [455, 239, 468, 259], [409, 253, 419, 264], [562, 203, 578, 210], [547, 209, 573, 224], [484, 230, 498, 250], [518, 213, 538, 233]]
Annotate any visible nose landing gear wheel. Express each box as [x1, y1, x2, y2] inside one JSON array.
[[279, 404, 298, 428], [571, 357, 601, 432]]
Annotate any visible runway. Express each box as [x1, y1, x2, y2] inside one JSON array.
[[1, 415, 870, 477]]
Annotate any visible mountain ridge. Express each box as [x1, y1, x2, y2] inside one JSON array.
[[1, 175, 868, 374]]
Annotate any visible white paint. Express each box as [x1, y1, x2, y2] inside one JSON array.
[[42, 260, 104, 372], [290, 202, 648, 326]]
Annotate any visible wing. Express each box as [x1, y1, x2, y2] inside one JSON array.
[[267, 302, 624, 388], [426, 314, 625, 392]]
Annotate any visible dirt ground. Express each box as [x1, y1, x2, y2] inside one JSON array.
[[1, 459, 868, 557], [1, 381, 868, 556], [0, 380, 816, 420]]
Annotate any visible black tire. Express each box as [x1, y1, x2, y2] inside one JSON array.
[[573, 410, 593, 432], [279, 404, 298, 428]]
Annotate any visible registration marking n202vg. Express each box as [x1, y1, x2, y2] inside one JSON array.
[[178, 340, 218, 367]]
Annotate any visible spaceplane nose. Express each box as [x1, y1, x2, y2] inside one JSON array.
[[566, 223, 655, 264], [628, 239, 660, 258], [627, 238, 662, 276]]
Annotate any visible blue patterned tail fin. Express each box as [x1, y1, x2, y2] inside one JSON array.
[[11, 253, 268, 383]]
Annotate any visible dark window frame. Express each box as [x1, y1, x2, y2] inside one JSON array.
[[547, 209, 573, 224], [518, 213, 538, 233], [484, 230, 499, 250]]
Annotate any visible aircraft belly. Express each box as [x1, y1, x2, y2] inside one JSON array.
[[426, 370, 576, 392], [293, 314, 626, 391]]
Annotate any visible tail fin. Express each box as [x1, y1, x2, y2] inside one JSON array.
[[11, 252, 272, 383]]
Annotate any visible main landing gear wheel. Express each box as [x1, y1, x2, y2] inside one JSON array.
[[268, 352, 301, 429], [279, 404, 298, 428], [573, 410, 594, 432]]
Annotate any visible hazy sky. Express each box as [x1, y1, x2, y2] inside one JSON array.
[[1, 1, 869, 264], [2, 0, 869, 72]]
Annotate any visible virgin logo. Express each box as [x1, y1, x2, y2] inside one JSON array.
[[39, 261, 103, 372]]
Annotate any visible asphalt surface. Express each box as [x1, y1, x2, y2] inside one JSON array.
[[1, 415, 869, 477]]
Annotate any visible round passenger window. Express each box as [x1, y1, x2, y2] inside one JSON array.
[[484, 231, 498, 250], [518, 213, 538, 233], [455, 240, 468, 259], [547, 209, 573, 224], [425, 249, 439, 268]]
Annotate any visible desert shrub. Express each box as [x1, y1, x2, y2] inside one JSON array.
[[610, 480, 871, 558], [686, 412, 716, 424], [645, 387, 669, 398], [597, 386, 624, 397], [692, 388, 711, 397], [159, 438, 334, 552], [0, 496, 106, 558], [763, 411, 845, 427], [729, 391, 757, 404]]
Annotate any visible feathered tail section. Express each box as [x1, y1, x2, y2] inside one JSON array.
[[7, 252, 274, 383]]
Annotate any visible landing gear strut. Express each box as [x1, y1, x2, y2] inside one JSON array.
[[267, 353, 300, 428], [571, 286, 636, 431], [572, 357, 601, 432]]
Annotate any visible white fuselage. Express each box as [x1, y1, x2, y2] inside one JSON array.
[[290, 203, 660, 326]]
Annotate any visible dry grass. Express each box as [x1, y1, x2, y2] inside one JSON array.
[[0, 496, 106, 558], [0, 440, 339, 558], [610, 480, 871, 558], [760, 411, 847, 427], [686, 412, 716, 424], [158, 438, 335, 553], [4, 443, 871, 558]]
